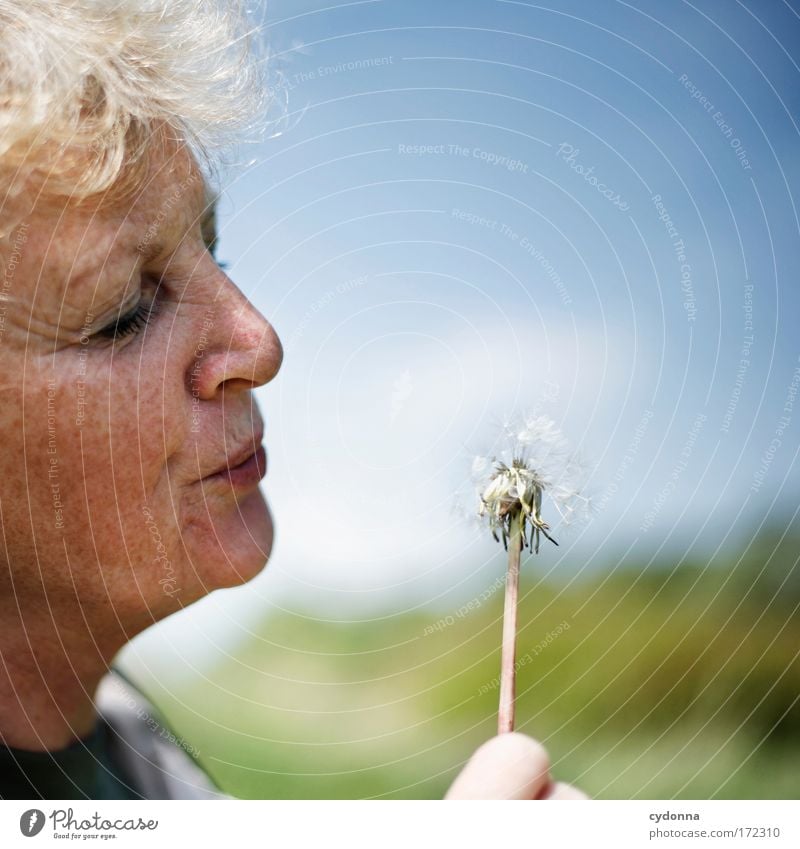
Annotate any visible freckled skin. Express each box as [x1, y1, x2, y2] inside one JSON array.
[[0, 144, 585, 797], [0, 142, 283, 633]]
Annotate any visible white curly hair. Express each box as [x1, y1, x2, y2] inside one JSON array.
[[0, 0, 266, 205]]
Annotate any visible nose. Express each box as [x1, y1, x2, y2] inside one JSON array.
[[190, 276, 283, 400]]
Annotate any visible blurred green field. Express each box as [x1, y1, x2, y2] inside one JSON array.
[[129, 522, 800, 799]]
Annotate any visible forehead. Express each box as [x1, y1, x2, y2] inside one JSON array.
[[32, 147, 208, 274], [91, 144, 210, 256]]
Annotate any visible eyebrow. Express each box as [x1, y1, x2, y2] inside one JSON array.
[[134, 194, 218, 263]]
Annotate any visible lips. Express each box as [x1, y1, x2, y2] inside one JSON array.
[[203, 433, 267, 488]]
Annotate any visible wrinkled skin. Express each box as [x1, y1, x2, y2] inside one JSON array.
[[0, 142, 282, 748]]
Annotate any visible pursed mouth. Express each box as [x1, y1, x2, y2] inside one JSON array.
[[202, 436, 267, 488]]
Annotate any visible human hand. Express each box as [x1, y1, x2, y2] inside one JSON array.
[[445, 732, 588, 799]]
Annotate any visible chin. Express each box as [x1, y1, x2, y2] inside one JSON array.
[[185, 488, 274, 596]]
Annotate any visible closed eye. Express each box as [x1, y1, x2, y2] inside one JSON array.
[[95, 298, 159, 340]]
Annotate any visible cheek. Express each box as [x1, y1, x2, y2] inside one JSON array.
[[2, 351, 190, 609], [75, 353, 190, 595], [2, 338, 274, 615], [77, 354, 187, 506]]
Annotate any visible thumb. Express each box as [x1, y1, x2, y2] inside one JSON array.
[[445, 732, 551, 799]]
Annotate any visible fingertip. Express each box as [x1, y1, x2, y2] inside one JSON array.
[[493, 732, 551, 775], [445, 732, 551, 800]]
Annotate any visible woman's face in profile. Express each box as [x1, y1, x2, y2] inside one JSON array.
[[0, 145, 283, 627]]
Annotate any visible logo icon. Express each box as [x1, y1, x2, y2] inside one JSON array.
[[19, 810, 45, 837]]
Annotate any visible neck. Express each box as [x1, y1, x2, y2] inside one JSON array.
[[0, 601, 132, 751]]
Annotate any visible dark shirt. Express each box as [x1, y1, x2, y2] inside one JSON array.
[[0, 718, 142, 800], [0, 671, 224, 800]]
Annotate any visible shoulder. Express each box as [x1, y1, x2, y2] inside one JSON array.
[[96, 670, 231, 800]]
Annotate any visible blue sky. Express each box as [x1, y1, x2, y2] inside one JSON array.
[[128, 0, 800, 664]]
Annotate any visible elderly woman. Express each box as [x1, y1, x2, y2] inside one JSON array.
[[0, 0, 583, 800]]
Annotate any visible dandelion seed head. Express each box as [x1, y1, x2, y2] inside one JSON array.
[[470, 413, 590, 553]]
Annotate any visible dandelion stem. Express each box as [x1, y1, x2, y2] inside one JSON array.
[[498, 509, 522, 734]]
